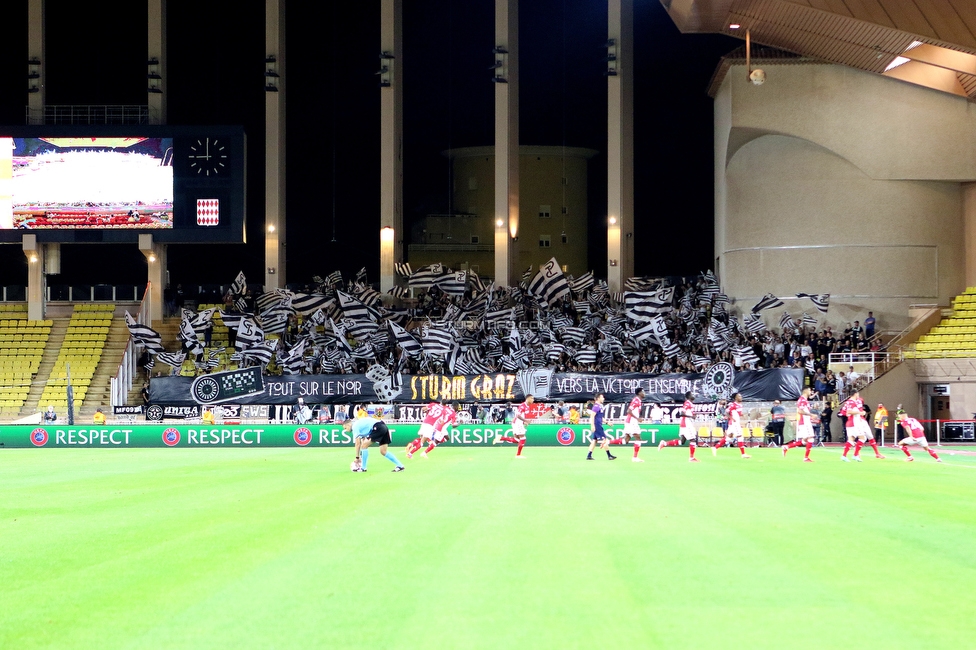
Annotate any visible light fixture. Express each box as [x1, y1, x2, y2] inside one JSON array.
[[496, 219, 504, 227], [267, 224, 276, 232], [492, 46, 508, 54], [729, 23, 741, 29], [148, 254, 156, 263], [267, 267, 277, 274], [29, 254, 38, 263], [608, 216, 617, 225], [380, 226, 394, 241], [492, 76, 508, 84]]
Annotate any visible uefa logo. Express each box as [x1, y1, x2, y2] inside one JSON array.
[[162, 428, 181, 446], [294, 427, 312, 446], [556, 426, 575, 446], [30, 427, 49, 446]]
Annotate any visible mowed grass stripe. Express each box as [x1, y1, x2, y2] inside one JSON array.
[[1, 447, 974, 649]]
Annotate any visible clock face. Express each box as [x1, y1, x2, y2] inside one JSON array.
[[187, 137, 228, 177]]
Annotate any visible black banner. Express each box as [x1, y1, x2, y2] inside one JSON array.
[[148, 368, 803, 406], [113, 405, 145, 415]]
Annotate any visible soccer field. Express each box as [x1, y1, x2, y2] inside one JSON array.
[[3, 445, 975, 649]]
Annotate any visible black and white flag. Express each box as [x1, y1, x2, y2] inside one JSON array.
[[291, 293, 332, 315], [388, 321, 423, 358], [408, 263, 446, 290], [743, 313, 766, 334], [434, 271, 467, 297], [156, 350, 186, 369], [237, 340, 277, 367], [752, 293, 784, 313], [422, 323, 454, 357], [124, 312, 164, 353], [780, 312, 797, 332], [394, 262, 412, 278], [229, 271, 247, 297], [800, 312, 819, 327], [527, 258, 571, 306], [796, 293, 830, 314], [624, 286, 674, 321], [569, 271, 595, 295], [734, 346, 760, 367]]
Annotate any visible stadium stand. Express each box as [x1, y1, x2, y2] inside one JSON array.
[[904, 288, 976, 359], [0, 304, 51, 419], [36, 305, 113, 412]]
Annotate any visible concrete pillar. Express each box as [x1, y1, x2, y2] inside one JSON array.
[[27, 0, 45, 125], [965, 183, 976, 289], [265, 0, 286, 290], [139, 235, 165, 324], [147, 0, 167, 124], [379, 0, 403, 293], [494, 0, 519, 287], [607, 0, 634, 293], [23, 235, 43, 320]]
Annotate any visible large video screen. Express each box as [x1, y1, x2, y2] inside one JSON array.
[[1, 137, 174, 230], [0, 126, 245, 244]]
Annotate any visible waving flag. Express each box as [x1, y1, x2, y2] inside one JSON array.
[[527, 258, 571, 306], [124, 312, 164, 353], [752, 293, 784, 313], [796, 292, 830, 314]]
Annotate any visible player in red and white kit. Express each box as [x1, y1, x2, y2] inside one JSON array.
[[659, 391, 700, 461], [712, 393, 751, 458], [406, 399, 445, 459], [840, 391, 885, 462], [610, 388, 646, 462], [782, 387, 815, 462], [896, 411, 941, 462], [419, 403, 458, 458], [493, 394, 534, 457]]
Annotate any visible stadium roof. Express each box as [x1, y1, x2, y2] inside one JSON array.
[[661, 0, 976, 101]]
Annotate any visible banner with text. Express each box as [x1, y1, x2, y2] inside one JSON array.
[[148, 368, 803, 406], [0, 423, 680, 449]]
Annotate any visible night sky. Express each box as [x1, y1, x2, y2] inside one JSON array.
[[0, 0, 738, 291]]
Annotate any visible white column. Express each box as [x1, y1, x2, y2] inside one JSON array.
[[265, 0, 286, 289], [147, 0, 167, 124], [494, 0, 519, 287], [139, 235, 165, 324], [23, 235, 43, 321], [607, 0, 634, 293], [380, 0, 403, 293], [27, 0, 45, 125]]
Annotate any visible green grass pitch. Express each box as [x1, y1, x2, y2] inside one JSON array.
[[3, 444, 975, 649]]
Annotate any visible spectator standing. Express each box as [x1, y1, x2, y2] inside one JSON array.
[[874, 402, 888, 443], [821, 402, 833, 441], [851, 320, 863, 343], [769, 400, 786, 446], [864, 312, 876, 340], [649, 403, 664, 423]]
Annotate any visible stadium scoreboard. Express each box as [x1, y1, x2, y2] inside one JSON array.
[[0, 125, 246, 244]]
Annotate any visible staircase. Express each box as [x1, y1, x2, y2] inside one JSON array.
[[19, 319, 69, 419], [77, 318, 131, 420], [119, 317, 182, 408]]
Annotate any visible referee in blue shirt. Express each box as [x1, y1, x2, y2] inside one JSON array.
[[344, 415, 405, 473]]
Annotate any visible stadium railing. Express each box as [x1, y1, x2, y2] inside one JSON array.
[[111, 282, 152, 408]]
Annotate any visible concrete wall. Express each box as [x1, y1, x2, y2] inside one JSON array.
[[409, 146, 595, 281], [860, 362, 924, 426], [716, 63, 976, 332]]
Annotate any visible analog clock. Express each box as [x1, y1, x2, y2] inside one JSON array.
[[187, 137, 228, 176]]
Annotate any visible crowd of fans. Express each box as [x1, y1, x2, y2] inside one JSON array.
[[156, 270, 884, 389]]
